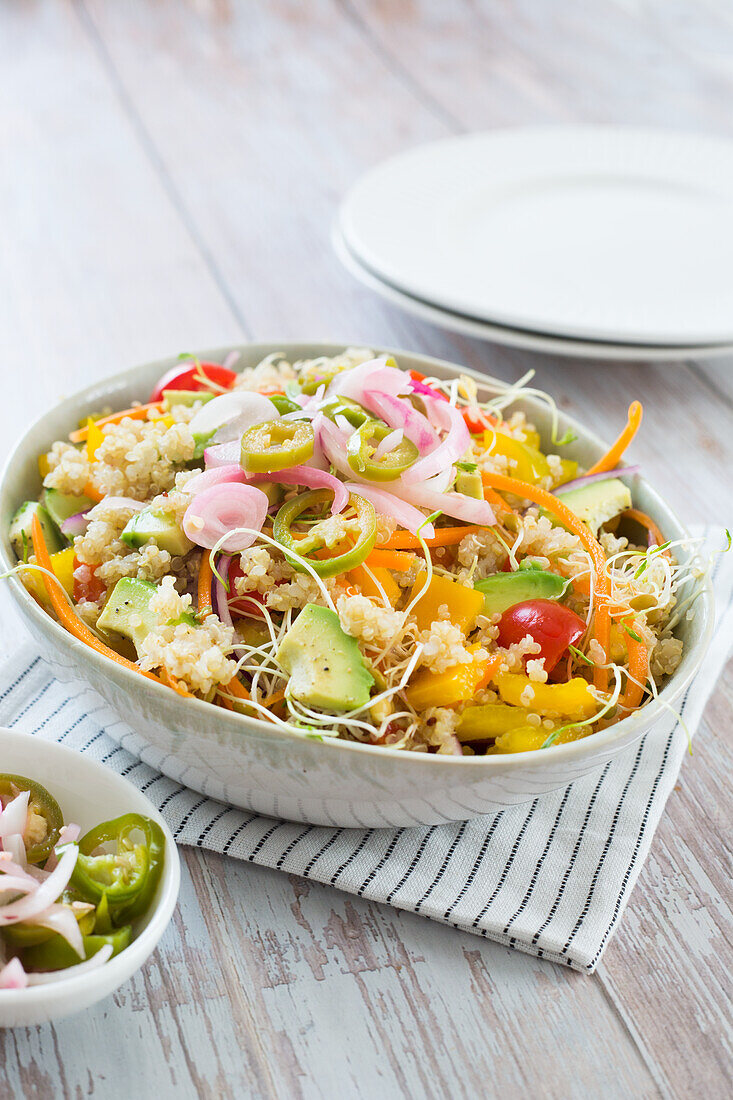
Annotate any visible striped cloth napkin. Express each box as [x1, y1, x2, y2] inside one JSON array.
[[0, 527, 730, 972]]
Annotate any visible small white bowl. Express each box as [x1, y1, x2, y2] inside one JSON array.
[[0, 728, 180, 1027]]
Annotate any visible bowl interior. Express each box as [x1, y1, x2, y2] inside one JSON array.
[[0, 343, 713, 770]]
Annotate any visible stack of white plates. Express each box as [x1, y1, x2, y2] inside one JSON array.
[[335, 127, 733, 360]]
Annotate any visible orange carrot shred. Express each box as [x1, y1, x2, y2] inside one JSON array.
[[69, 403, 164, 443], [586, 402, 642, 475]]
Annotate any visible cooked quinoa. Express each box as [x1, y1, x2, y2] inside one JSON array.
[[10, 347, 698, 757]]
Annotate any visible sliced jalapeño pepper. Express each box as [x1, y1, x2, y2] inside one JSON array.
[[346, 419, 419, 481], [268, 394, 301, 415], [320, 396, 371, 429], [0, 774, 64, 865], [240, 420, 315, 473], [21, 926, 132, 971], [1, 894, 95, 949], [69, 813, 165, 921], [273, 489, 377, 578]]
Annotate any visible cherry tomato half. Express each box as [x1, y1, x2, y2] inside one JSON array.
[[72, 558, 106, 604], [496, 598, 586, 673], [149, 361, 238, 403], [226, 561, 266, 618]]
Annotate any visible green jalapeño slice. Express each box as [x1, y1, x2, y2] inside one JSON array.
[[346, 419, 419, 481], [240, 420, 315, 473], [273, 488, 377, 578], [69, 813, 165, 922]]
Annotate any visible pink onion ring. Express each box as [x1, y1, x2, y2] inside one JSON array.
[[0, 845, 78, 926], [328, 358, 411, 404], [392, 482, 495, 526], [400, 399, 470, 486], [183, 483, 269, 552], [343, 482, 435, 539], [185, 465, 246, 495], [364, 391, 438, 452], [244, 465, 349, 514], [553, 465, 641, 495]]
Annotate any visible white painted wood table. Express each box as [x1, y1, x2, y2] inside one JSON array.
[[1, 2, 731, 1096]]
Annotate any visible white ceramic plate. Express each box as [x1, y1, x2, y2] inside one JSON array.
[[0, 344, 714, 828], [339, 127, 733, 346], [333, 227, 733, 361], [0, 729, 180, 1026]]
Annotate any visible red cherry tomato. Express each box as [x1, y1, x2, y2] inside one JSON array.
[[149, 361, 238, 403], [496, 599, 586, 673], [461, 407, 500, 433], [226, 560, 266, 618], [72, 558, 106, 604]]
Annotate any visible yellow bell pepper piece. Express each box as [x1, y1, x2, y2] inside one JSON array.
[[409, 573, 485, 633], [151, 413, 175, 429], [496, 673, 598, 719], [21, 547, 75, 607], [483, 430, 551, 485], [406, 651, 497, 711], [520, 428, 541, 449], [85, 418, 105, 462], [349, 564, 400, 607], [458, 703, 545, 742], [552, 458, 578, 487], [37, 453, 51, 480], [493, 726, 548, 753]]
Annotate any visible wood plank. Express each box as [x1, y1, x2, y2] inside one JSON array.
[[0, 0, 243, 453], [600, 659, 733, 1100]]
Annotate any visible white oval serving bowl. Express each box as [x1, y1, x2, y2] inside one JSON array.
[[0, 344, 713, 828], [0, 728, 180, 1027]]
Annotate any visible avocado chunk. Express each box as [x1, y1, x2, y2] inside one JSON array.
[[474, 563, 566, 616], [120, 508, 193, 557], [42, 488, 97, 527], [97, 577, 196, 652], [9, 502, 65, 559], [276, 604, 374, 712], [455, 468, 483, 500], [162, 389, 216, 410], [542, 477, 632, 534]]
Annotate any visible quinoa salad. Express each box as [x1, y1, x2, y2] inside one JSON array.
[[7, 348, 698, 757]]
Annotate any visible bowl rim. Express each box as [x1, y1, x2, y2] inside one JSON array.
[[0, 726, 181, 1009], [0, 341, 715, 772]]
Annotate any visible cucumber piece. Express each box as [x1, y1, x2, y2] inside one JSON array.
[[9, 502, 65, 559], [42, 488, 97, 527], [120, 508, 193, 557]]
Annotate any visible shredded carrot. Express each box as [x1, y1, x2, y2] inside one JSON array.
[[363, 548, 415, 572], [69, 402, 164, 443], [160, 668, 194, 697], [381, 525, 485, 550], [226, 677, 251, 700], [621, 508, 667, 552], [198, 553, 214, 615], [31, 513, 163, 686], [586, 402, 643, 475], [263, 689, 286, 708], [483, 485, 515, 515], [481, 472, 611, 691], [82, 480, 104, 503], [619, 617, 648, 709]]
